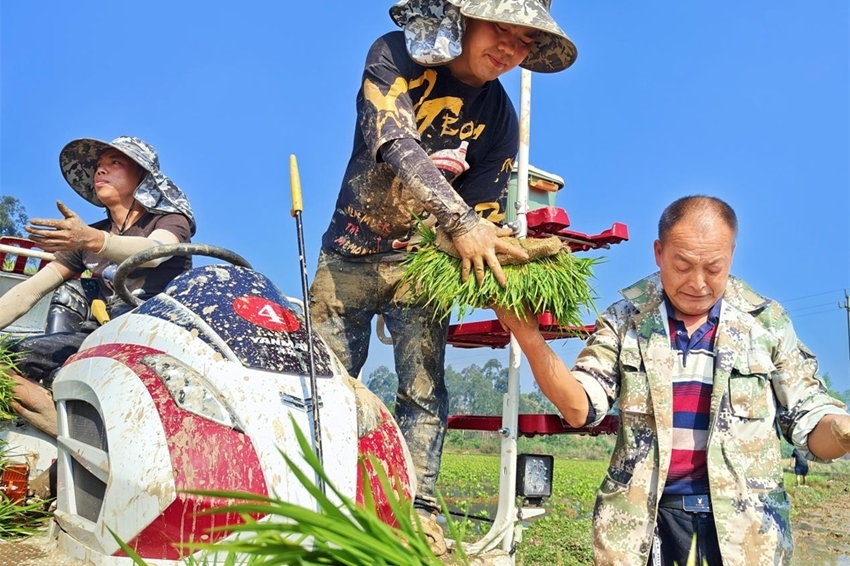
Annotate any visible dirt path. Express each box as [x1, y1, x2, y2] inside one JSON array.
[[791, 485, 850, 565]]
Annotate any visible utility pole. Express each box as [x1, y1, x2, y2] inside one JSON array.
[[841, 289, 850, 366]]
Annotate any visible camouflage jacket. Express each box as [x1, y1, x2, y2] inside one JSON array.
[[572, 273, 847, 566]]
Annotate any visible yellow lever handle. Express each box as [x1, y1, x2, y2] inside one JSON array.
[[289, 154, 303, 217], [91, 299, 110, 325]]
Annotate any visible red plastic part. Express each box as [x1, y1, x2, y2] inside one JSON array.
[[0, 463, 29, 503], [0, 236, 51, 273], [357, 403, 416, 527], [444, 205, 627, 437], [68, 343, 269, 561], [525, 207, 629, 252], [448, 413, 619, 437], [447, 313, 595, 349]]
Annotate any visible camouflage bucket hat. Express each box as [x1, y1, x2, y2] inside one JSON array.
[[59, 136, 196, 235], [389, 0, 576, 72]]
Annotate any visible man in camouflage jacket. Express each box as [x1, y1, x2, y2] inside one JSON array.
[[496, 195, 850, 565]]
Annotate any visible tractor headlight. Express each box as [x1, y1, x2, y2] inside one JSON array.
[[142, 354, 240, 431]]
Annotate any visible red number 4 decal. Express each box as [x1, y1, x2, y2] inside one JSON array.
[[233, 296, 300, 332]]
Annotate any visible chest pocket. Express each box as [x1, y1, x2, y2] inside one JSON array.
[[728, 349, 775, 419], [618, 347, 654, 416]]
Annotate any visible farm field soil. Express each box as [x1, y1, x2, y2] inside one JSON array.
[[791, 483, 850, 565]]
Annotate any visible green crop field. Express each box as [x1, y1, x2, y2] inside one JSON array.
[[438, 452, 850, 566], [438, 452, 604, 565]]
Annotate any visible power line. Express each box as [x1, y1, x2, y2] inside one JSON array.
[[792, 308, 843, 320], [782, 290, 849, 321], [787, 302, 837, 314], [778, 288, 846, 305]]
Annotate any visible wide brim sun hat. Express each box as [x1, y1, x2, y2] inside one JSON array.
[[59, 136, 196, 235], [389, 0, 576, 73]]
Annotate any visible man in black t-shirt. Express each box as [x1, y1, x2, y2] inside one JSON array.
[[309, 0, 577, 548]]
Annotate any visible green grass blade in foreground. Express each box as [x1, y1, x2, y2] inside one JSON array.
[[108, 528, 152, 566], [0, 496, 52, 539], [0, 339, 52, 541], [178, 417, 451, 565], [0, 338, 25, 421]]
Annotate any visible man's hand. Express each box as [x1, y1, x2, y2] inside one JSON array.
[[452, 220, 528, 286], [830, 414, 850, 453], [492, 305, 552, 350], [26, 201, 100, 253], [492, 304, 536, 336]]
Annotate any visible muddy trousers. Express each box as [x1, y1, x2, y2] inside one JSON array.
[[650, 506, 722, 566], [309, 250, 449, 513]]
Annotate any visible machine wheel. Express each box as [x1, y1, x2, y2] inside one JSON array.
[[114, 243, 252, 307]]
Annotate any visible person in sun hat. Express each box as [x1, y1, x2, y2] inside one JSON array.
[[0, 135, 195, 443], [308, 0, 576, 553], [59, 136, 195, 234], [389, 0, 576, 71]]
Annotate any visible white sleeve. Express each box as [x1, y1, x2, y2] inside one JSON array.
[[98, 228, 180, 267], [0, 262, 66, 329]]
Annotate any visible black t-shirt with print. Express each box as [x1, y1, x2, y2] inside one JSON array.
[[321, 31, 519, 259]]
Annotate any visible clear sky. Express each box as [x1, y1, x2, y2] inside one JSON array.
[[2, 2, 848, 396]]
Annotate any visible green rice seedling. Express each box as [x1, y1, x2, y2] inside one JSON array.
[[400, 225, 601, 326], [0, 341, 54, 541], [159, 418, 467, 565], [110, 529, 242, 566], [0, 337, 24, 421], [0, 437, 53, 540], [0, 495, 53, 539]]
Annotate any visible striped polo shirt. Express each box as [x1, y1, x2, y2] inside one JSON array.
[[662, 295, 722, 496]]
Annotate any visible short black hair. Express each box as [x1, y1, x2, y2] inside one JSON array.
[[657, 195, 738, 242]]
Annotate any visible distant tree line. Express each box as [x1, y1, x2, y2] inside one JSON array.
[[365, 359, 615, 459], [367, 361, 849, 419], [0, 196, 28, 237], [366, 360, 850, 460], [366, 358, 558, 418]]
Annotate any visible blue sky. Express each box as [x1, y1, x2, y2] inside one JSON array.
[[2, 2, 848, 396]]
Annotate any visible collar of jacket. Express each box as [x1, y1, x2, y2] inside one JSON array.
[[617, 272, 772, 316]]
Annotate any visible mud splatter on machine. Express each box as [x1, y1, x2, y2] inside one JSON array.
[[3, 242, 415, 565]]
